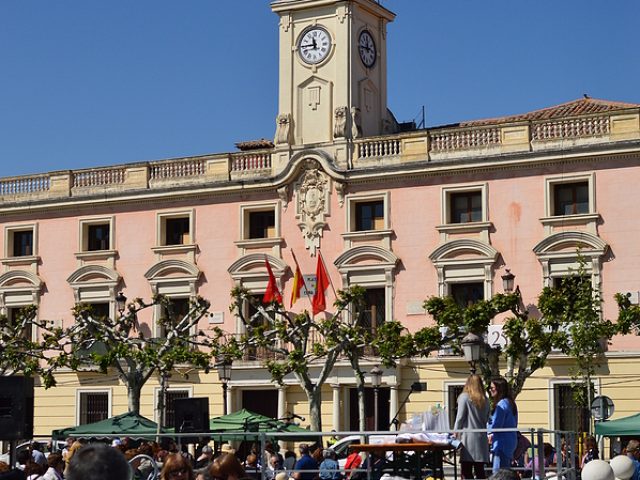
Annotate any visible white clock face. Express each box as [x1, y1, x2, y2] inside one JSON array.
[[298, 27, 332, 65], [358, 30, 376, 68]]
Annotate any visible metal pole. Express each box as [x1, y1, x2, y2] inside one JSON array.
[[373, 386, 379, 431], [222, 382, 228, 416]]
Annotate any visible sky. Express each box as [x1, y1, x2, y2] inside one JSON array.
[[1, 0, 639, 177]]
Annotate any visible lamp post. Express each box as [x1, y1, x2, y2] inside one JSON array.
[[461, 332, 485, 374], [370, 365, 383, 431], [501, 269, 515, 294], [216, 357, 232, 415], [115, 291, 127, 317]]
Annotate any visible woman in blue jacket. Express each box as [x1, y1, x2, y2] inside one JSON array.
[[488, 377, 518, 473]]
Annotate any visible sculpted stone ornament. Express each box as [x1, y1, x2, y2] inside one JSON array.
[[275, 113, 293, 145], [294, 160, 331, 256], [351, 107, 363, 139], [333, 106, 349, 138], [277, 184, 290, 210]]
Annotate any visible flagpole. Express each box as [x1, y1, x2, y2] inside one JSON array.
[[290, 249, 314, 306]]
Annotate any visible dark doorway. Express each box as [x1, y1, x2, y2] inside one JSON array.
[[349, 387, 390, 431], [242, 389, 278, 419]]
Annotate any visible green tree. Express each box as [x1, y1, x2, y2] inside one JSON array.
[[230, 285, 366, 431], [50, 295, 221, 415], [0, 305, 62, 388], [538, 264, 616, 408]]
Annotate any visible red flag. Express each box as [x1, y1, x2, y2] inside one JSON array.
[[263, 257, 282, 304], [312, 253, 330, 315]]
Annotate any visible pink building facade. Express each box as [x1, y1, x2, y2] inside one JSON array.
[[1, 0, 640, 439]]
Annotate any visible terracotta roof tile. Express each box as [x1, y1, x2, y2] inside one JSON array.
[[235, 139, 274, 151], [458, 97, 640, 127]]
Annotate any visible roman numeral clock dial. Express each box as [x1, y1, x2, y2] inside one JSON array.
[[358, 30, 377, 68], [298, 26, 332, 65]]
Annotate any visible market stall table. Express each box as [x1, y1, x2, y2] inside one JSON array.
[[349, 441, 459, 480]]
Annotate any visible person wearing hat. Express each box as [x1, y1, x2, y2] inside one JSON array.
[[195, 446, 215, 469], [218, 444, 236, 458]]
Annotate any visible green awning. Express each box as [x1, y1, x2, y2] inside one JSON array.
[[595, 413, 640, 436], [52, 411, 167, 440], [209, 408, 313, 441]]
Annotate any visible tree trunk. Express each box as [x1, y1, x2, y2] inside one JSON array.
[[127, 379, 143, 414], [307, 387, 322, 431], [157, 373, 168, 437]]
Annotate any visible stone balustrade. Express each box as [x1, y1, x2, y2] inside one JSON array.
[[73, 167, 126, 188], [430, 126, 501, 152], [0, 175, 50, 195], [150, 158, 207, 181], [0, 109, 637, 204], [357, 137, 402, 158], [230, 151, 272, 172], [532, 115, 610, 140]]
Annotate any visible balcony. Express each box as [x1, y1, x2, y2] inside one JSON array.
[[1, 106, 638, 207]]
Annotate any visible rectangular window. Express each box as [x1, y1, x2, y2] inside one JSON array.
[[553, 182, 589, 216], [165, 217, 190, 246], [358, 288, 386, 331], [450, 191, 482, 223], [553, 383, 591, 436], [12, 230, 34, 257], [355, 201, 385, 231], [7, 307, 32, 340], [248, 211, 275, 239], [448, 384, 464, 428], [87, 302, 110, 320], [160, 298, 190, 337], [78, 391, 109, 425], [450, 282, 484, 307], [87, 224, 110, 251], [164, 390, 189, 428]]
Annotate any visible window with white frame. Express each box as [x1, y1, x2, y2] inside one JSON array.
[[240, 204, 279, 240], [77, 390, 110, 425], [158, 296, 191, 337], [5, 224, 37, 258], [157, 211, 194, 246], [545, 173, 595, 218], [442, 184, 487, 225], [429, 240, 499, 300], [450, 281, 484, 307], [347, 193, 390, 232], [79, 217, 114, 252], [335, 246, 398, 326]]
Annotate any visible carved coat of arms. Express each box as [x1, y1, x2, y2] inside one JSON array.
[[294, 160, 330, 256]]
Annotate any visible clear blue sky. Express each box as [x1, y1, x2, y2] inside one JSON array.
[[2, 0, 639, 177]]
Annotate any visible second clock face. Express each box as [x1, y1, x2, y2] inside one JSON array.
[[358, 30, 377, 68], [298, 27, 332, 65]]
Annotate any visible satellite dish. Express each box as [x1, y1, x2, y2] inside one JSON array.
[[591, 395, 614, 421]]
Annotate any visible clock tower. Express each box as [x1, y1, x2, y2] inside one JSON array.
[[271, 0, 396, 165]]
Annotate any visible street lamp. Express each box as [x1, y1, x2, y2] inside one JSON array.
[[216, 356, 233, 415], [461, 332, 485, 374], [501, 269, 515, 294], [115, 291, 127, 317], [370, 365, 383, 431]]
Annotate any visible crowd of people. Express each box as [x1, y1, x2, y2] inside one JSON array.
[[0, 437, 353, 480], [2, 378, 639, 480]]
